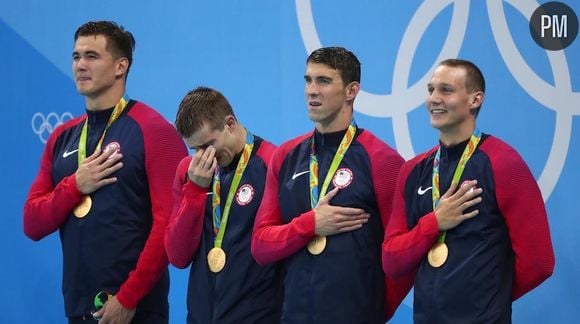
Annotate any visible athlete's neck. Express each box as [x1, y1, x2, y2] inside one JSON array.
[[315, 112, 353, 134], [85, 85, 126, 111], [235, 126, 248, 155], [439, 123, 475, 147]]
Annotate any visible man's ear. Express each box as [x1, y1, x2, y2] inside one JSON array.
[[470, 90, 484, 110], [224, 115, 237, 132], [115, 57, 129, 79], [345, 81, 360, 102]]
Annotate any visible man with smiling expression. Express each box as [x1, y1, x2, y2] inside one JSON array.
[[166, 87, 283, 323], [251, 47, 411, 323], [382, 59, 555, 323], [24, 21, 187, 323]]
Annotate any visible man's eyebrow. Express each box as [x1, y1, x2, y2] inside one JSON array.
[[428, 82, 454, 88], [193, 140, 215, 150], [309, 75, 333, 82], [304, 74, 333, 80], [72, 50, 99, 57]]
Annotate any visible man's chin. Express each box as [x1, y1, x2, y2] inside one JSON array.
[[307, 112, 322, 123], [76, 88, 91, 96], [218, 159, 230, 168], [430, 119, 445, 130]]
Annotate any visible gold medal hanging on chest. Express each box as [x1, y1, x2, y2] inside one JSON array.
[[73, 196, 92, 218], [307, 235, 327, 255], [207, 247, 226, 273], [308, 123, 357, 255], [429, 130, 481, 268], [73, 97, 129, 220], [427, 242, 449, 268], [208, 132, 254, 273]]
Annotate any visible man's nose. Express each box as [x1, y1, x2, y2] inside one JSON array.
[[427, 91, 442, 105], [74, 58, 87, 70], [305, 82, 319, 95]]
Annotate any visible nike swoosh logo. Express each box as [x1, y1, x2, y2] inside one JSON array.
[[63, 149, 78, 158], [292, 170, 309, 180], [417, 186, 432, 195]]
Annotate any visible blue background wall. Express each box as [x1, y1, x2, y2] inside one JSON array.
[[1, 1, 578, 322]]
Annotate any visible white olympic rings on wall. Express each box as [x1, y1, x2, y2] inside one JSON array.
[[31, 112, 74, 144], [296, 0, 578, 201]]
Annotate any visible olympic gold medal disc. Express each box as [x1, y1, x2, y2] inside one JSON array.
[[307, 235, 327, 255], [207, 247, 226, 273], [427, 242, 448, 268], [73, 196, 92, 218]]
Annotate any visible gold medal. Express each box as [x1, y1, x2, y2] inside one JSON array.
[[427, 242, 448, 268], [73, 196, 92, 218], [207, 247, 226, 273], [307, 235, 327, 255]]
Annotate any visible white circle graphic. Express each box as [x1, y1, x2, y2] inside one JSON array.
[[296, 0, 468, 159], [296, 0, 577, 201]]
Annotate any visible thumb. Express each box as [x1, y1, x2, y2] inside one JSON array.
[[92, 304, 105, 320], [91, 292, 110, 320]]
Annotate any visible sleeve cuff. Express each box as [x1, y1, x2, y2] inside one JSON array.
[[183, 179, 210, 195], [65, 174, 85, 200], [420, 212, 440, 237], [115, 289, 137, 310], [297, 210, 316, 237]]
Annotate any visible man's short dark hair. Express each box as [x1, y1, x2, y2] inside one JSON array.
[[438, 58, 485, 116], [307, 47, 361, 85], [74, 21, 136, 75], [175, 86, 235, 138]]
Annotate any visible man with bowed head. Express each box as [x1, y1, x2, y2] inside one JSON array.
[[23, 21, 187, 323], [252, 46, 412, 323], [382, 59, 555, 323], [165, 86, 283, 323]]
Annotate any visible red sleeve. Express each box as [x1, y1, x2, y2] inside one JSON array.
[[251, 135, 316, 265], [116, 108, 188, 309], [255, 139, 276, 168], [165, 157, 209, 269], [481, 138, 555, 300], [382, 150, 440, 278], [359, 131, 414, 319], [23, 119, 85, 241]]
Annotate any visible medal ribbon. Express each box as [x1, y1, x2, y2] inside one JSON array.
[[77, 96, 129, 165], [212, 131, 254, 248], [309, 122, 356, 208], [432, 129, 481, 243]]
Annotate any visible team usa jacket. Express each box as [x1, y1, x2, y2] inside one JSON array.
[[165, 135, 284, 324], [382, 134, 555, 323], [24, 100, 187, 319], [252, 128, 413, 324]]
